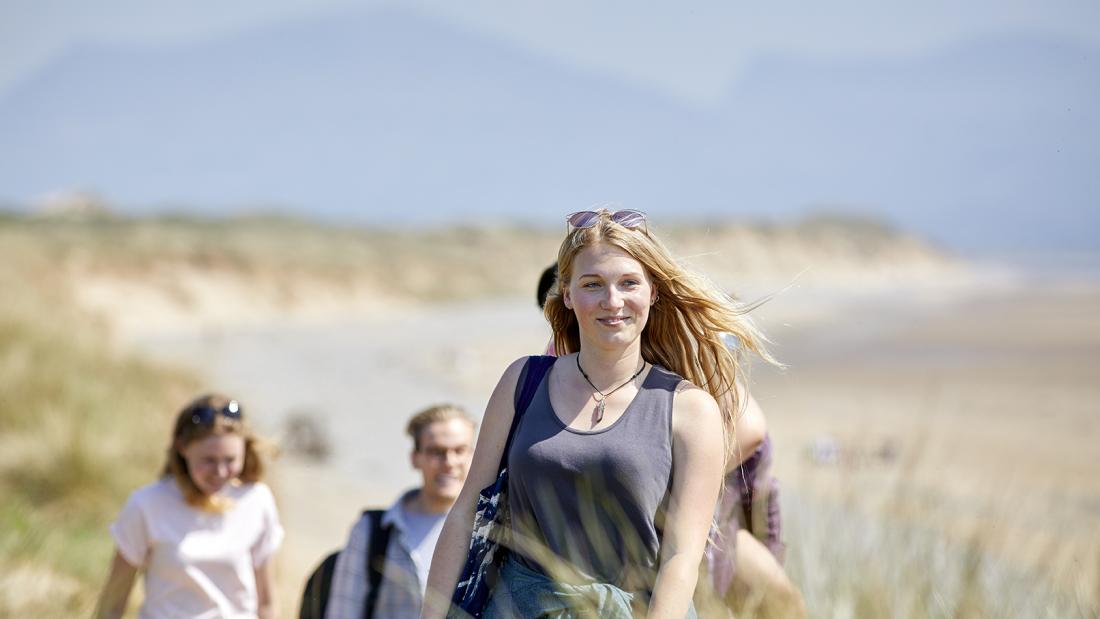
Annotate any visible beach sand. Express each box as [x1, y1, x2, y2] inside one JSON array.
[[755, 282, 1100, 611], [127, 278, 1100, 614]]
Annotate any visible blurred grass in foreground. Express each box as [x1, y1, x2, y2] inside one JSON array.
[[782, 474, 1098, 618], [0, 218, 197, 616], [762, 285, 1100, 618]]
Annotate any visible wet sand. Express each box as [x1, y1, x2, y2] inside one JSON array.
[[131, 279, 1100, 612]]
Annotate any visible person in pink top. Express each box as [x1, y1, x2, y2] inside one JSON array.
[[95, 394, 284, 619]]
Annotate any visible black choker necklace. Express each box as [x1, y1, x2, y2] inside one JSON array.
[[576, 355, 647, 422]]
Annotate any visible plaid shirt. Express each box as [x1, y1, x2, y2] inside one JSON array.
[[704, 435, 784, 599], [326, 490, 443, 619]]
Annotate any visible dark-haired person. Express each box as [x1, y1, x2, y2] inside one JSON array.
[[326, 404, 475, 619], [95, 394, 283, 619], [536, 263, 558, 310]]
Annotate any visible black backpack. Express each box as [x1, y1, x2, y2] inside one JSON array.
[[299, 509, 393, 619]]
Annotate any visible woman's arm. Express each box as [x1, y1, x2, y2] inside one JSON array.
[[420, 357, 528, 619], [255, 559, 278, 619], [648, 386, 725, 619], [93, 550, 139, 619], [730, 531, 806, 618]]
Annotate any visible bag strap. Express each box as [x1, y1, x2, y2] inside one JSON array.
[[363, 509, 391, 619], [497, 355, 556, 473]]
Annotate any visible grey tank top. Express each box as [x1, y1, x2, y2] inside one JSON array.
[[507, 359, 684, 592]]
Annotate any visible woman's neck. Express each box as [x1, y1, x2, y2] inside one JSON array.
[[576, 345, 645, 388]]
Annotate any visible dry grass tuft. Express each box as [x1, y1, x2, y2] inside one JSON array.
[[0, 221, 198, 616]]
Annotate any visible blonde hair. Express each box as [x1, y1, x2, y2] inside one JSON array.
[[543, 209, 778, 462], [163, 393, 266, 512], [406, 403, 476, 451]]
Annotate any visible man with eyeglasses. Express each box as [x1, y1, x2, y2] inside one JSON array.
[[326, 404, 476, 619]]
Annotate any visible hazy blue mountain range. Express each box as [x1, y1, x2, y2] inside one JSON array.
[[0, 8, 1095, 251]]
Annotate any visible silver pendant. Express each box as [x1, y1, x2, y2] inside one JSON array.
[[596, 398, 605, 422]]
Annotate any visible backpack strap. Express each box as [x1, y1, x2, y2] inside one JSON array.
[[497, 355, 556, 473], [363, 509, 391, 619], [298, 550, 339, 619]]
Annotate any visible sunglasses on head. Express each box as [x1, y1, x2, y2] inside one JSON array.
[[190, 400, 243, 426], [566, 209, 648, 233]]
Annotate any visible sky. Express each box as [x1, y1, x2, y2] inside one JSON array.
[[3, 0, 1099, 105], [1, 1, 1096, 253]]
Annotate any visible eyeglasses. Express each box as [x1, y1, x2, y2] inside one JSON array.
[[420, 445, 471, 461], [566, 209, 648, 233], [190, 400, 243, 426]]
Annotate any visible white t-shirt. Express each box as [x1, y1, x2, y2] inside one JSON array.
[[110, 477, 284, 619], [401, 506, 447, 596]]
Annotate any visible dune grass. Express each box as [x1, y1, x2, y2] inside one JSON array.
[[0, 223, 198, 616], [780, 480, 1097, 618], [0, 210, 959, 311], [0, 212, 565, 302], [759, 285, 1100, 618]]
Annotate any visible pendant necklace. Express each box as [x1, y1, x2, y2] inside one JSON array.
[[576, 355, 647, 423]]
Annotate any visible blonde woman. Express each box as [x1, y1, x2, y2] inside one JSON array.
[[424, 209, 777, 618], [95, 394, 283, 619], [539, 260, 802, 616]]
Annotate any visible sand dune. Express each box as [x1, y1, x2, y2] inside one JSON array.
[[48, 215, 979, 342]]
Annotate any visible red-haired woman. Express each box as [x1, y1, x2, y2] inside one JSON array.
[[95, 394, 283, 619]]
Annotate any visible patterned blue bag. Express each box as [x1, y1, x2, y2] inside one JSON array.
[[449, 355, 556, 618]]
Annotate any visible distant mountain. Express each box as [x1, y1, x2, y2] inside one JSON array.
[[0, 8, 1095, 250], [713, 34, 1099, 251]]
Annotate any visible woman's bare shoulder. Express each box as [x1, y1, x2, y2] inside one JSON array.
[[482, 356, 542, 426], [671, 382, 721, 427]]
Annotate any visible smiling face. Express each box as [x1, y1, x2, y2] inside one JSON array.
[[179, 433, 246, 497], [411, 418, 475, 512], [563, 241, 657, 351]]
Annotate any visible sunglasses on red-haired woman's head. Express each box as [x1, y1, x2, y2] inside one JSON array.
[[189, 400, 243, 426]]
